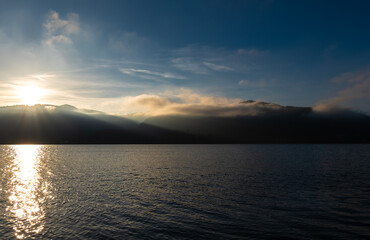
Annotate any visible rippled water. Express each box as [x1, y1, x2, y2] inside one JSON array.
[[0, 144, 370, 239]]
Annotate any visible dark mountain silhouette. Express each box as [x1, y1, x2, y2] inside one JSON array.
[[143, 102, 370, 143], [0, 104, 196, 144], [0, 102, 369, 143]]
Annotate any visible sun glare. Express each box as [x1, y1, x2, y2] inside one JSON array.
[[16, 86, 45, 106], [7, 145, 47, 239]]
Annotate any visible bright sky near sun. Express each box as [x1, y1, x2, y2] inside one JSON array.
[[0, 0, 369, 114], [16, 85, 45, 106]]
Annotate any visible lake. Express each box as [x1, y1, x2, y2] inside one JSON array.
[[0, 144, 369, 239]]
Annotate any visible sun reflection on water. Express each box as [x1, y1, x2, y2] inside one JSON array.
[[7, 145, 48, 239]]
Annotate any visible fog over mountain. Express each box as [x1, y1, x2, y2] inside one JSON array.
[[0, 102, 369, 144]]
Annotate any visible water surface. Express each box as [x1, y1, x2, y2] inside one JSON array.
[[0, 144, 369, 239]]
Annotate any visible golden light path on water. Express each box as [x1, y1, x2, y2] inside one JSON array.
[[7, 145, 49, 239]]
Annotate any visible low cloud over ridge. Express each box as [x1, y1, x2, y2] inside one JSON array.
[[115, 89, 305, 117]]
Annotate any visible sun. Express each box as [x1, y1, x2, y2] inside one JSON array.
[[17, 85, 45, 106]]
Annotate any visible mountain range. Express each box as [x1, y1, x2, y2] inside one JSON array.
[[0, 102, 369, 143]]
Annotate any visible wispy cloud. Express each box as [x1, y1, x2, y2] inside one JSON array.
[[171, 59, 233, 74], [203, 62, 233, 72], [43, 10, 80, 46], [237, 48, 269, 56], [171, 45, 269, 74], [11, 74, 56, 83], [44, 35, 73, 46], [238, 79, 276, 87], [44, 11, 80, 35], [315, 66, 370, 111], [119, 68, 186, 80], [171, 57, 209, 74]]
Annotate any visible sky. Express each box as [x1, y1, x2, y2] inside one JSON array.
[[0, 0, 369, 115]]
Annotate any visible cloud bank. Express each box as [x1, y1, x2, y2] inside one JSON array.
[[106, 89, 287, 117]]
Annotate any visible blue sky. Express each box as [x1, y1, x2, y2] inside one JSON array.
[[0, 0, 369, 115]]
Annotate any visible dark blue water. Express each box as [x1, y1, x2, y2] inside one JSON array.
[[0, 144, 369, 239]]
